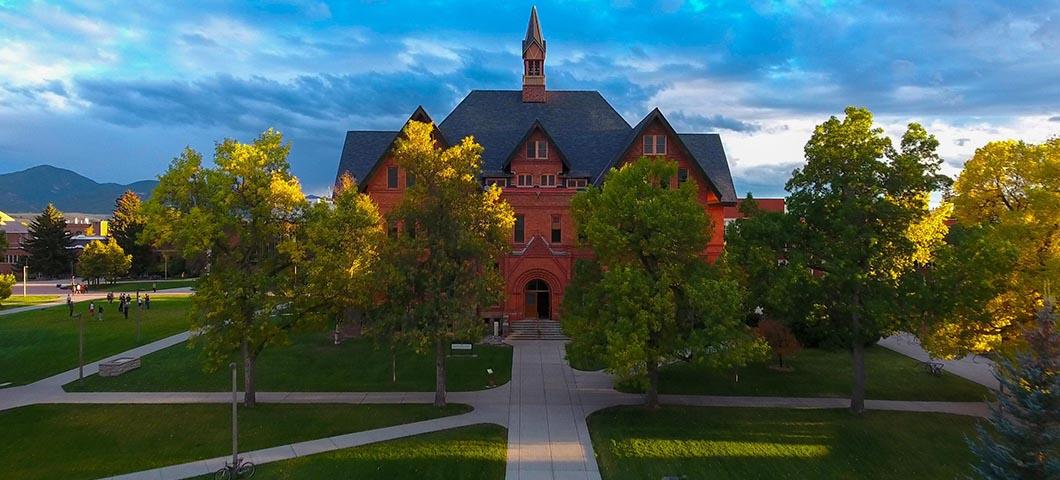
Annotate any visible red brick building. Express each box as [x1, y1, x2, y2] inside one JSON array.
[[336, 8, 738, 322]]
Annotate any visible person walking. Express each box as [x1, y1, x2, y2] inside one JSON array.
[[107, 292, 114, 303], [152, 282, 157, 293], [88, 302, 95, 320], [122, 300, 129, 320], [98, 304, 104, 321], [137, 296, 142, 310], [145, 294, 151, 310], [67, 294, 74, 317]]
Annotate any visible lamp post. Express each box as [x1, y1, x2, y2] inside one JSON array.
[[22, 265, 27, 297], [230, 362, 239, 472], [76, 313, 84, 384]]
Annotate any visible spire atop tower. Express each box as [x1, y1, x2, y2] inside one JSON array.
[[523, 6, 545, 53], [521, 6, 547, 103]]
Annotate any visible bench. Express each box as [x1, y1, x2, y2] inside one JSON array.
[[99, 357, 141, 377], [920, 361, 944, 376]]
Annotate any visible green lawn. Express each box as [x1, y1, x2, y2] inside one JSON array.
[[0, 295, 59, 310], [0, 403, 469, 480], [243, 424, 507, 479], [0, 296, 193, 385], [589, 406, 979, 480], [67, 334, 513, 392], [87, 278, 197, 292], [630, 346, 988, 401]]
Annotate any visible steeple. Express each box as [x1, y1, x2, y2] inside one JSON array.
[[521, 6, 547, 103]]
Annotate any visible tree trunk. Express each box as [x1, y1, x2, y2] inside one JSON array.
[[434, 338, 446, 407], [850, 313, 865, 414], [778, 353, 784, 368], [646, 360, 660, 410], [391, 347, 397, 383], [242, 340, 257, 407]]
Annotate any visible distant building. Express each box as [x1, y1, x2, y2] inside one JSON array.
[[0, 212, 29, 275], [723, 198, 786, 226]]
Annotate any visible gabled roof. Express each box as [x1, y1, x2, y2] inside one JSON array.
[[335, 106, 444, 192], [593, 108, 737, 204], [439, 90, 630, 179], [501, 120, 571, 172], [337, 90, 739, 204]]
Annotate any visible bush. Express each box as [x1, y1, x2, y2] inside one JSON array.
[[754, 318, 802, 369], [0, 273, 15, 306]]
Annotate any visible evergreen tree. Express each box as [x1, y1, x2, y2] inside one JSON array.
[[968, 300, 1060, 479], [24, 204, 73, 277], [0, 229, 8, 254], [111, 190, 153, 275]]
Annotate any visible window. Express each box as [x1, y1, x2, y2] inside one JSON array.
[[517, 174, 533, 187], [526, 140, 548, 159], [643, 135, 666, 155], [566, 178, 588, 189], [405, 171, 415, 188], [514, 214, 525, 243], [678, 168, 689, 185], [387, 166, 398, 189], [540, 174, 556, 187], [527, 60, 542, 76], [551, 215, 562, 243]]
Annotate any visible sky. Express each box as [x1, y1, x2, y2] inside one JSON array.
[[0, 0, 1058, 197]]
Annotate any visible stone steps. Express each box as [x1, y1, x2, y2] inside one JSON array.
[[506, 319, 569, 340]]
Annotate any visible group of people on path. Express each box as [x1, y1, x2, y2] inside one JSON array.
[[67, 290, 151, 320]]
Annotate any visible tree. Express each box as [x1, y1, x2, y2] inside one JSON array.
[[755, 318, 801, 369], [372, 120, 514, 407], [111, 190, 154, 275], [0, 229, 8, 254], [727, 107, 950, 414], [950, 138, 1060, 349], [968, 300, 1060, 479], [78, 239, 132, 284], [297, 173, 389, 376], [142, 129, 307, 406], [0, 273, 13, 307], [23, 204, 73, 278], [563, 157, 765, 409]]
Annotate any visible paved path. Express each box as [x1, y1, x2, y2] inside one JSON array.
[[879, 333, 999, 390], [0, 337, 990, 480]]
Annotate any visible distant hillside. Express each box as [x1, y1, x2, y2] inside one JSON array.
[[0, 165, 157, 214]]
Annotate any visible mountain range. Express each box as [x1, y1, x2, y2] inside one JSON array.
[[0, 165, 157, 214]]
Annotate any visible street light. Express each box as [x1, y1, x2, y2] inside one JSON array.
[[22, 265, 27, 297]]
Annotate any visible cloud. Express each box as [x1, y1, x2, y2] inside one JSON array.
[[1049, 115, 1060, 122], [667, 111, 761, 133]]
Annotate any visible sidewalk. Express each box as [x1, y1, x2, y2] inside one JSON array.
[[879, 333, 999, 390]]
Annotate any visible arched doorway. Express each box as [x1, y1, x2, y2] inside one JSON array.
[[523, 279, 551, 319]]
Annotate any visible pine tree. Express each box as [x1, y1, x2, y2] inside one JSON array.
[[24, 204, 73, 277], [111, 190, 153, 275], [968, 300, 1060, 479]]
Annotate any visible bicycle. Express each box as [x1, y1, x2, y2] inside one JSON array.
[[215, 457, 255, 479]]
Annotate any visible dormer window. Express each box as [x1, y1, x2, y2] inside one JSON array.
[[540, 174, 556, 187], [526, 140, 548, 159], [643, 135, 666, 155], [517, 174, 534, 187]]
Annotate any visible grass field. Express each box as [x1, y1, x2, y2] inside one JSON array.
[[86, 278, 197, 292], [617, 346, 988, 402], [589, 406, 979, 480], [0, 403, 468, 480], [66, 334, 513, 393], [0, 295, 59, 310], [241, 424, 508, 479], [0, 296, 192, 385]]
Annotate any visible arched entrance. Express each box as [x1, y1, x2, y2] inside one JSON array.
[[523, 279, 551, 319]]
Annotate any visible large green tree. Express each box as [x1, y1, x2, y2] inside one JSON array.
[[372, 120, 514, 407], [24, 204, 73, 278], [563, 157, 763, 409], [727, 107, 950, 414], [0, 273, 13, 306], [77, 238, 132, 284], [948, 138, 1060, 351], [142, 129, 307, 406], [111, 190, 154, 275]]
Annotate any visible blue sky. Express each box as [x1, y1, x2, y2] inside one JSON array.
[[1, 0, 1058, 196]]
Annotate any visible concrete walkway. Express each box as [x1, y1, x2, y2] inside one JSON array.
[[879, 332, 999, 390], [0, 337, 991, 480]]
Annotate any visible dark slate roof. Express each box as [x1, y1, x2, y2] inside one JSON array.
[[335, 130, 398, 187], [439, 90, 631, 179], [679, 133, 737, 203], [335, 89, 739, 204]]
